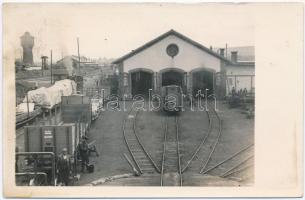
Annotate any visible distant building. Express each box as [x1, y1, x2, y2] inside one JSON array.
[[214, 46, 255, 62], [55, 56, 78, 76], [52, 67, 69, 82], [20, 32, 34, 65], [100, 64, 115, 79], [56, 55, 99, 76]]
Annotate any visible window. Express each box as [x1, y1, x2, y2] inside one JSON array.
[[166, 44, 179, 58]]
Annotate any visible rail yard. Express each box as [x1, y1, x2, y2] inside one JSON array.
[[14, 29, 255, 187], [3, 3, 304, 199]]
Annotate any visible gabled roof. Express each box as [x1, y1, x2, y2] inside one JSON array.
[[233, 61, 255, 66], [214, 46, 255, 62], [112, 29, 233, 64]]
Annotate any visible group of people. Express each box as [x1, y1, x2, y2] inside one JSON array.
[[56, 135, 92, 186], [231, 87, 248, 97]]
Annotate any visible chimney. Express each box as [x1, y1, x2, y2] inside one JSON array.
[[219, 48, 225, 57], [231, 51, 238, 63]]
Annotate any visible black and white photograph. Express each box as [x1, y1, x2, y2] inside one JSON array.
[[2, 2, 303, 198]]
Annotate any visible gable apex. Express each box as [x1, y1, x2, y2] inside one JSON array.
[[112, 29, 232, 64]]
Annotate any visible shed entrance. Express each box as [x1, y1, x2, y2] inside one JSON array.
[[131, 70, 153, 97]]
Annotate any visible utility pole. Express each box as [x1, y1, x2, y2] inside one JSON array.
[[225, 43, 228, 58], [77, 37, 81, 76], [26, 91, 30, 118], [50, 50, 53, 84], [41, 56, 48, 77], [41, 57, 44, 76]]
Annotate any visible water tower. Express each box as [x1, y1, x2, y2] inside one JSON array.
[[20, 32, 34, 65]]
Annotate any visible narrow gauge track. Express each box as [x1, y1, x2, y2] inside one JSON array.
[[200, 143, 254, 181], [123, 108, 160, 174], [182, 101, 222, 174], [221, 162, 254, 182], [161, 115, 182, 186]]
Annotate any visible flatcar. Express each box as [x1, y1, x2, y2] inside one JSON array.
[[161, 85, 183, 112]]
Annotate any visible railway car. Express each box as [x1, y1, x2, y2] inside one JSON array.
[[161, 85, 183, 112]]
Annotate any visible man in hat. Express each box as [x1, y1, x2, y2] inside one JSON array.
[[57, 148, 71, 186], [78, 136, 89, 173]]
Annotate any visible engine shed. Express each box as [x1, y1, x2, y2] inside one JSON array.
[[112, 29, 255, 99]]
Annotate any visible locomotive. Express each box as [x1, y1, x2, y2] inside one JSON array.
[[161, 85, 183, 112]]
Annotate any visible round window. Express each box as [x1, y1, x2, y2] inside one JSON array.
[[166, 44, 179, 58]]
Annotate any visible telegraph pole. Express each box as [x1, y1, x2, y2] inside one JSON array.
[[50, 50, 53, 84], [77, 37, 81, 75], [26, 91, 30, 118], [225, 43, 228, 58], [41, 57, 44, 76]]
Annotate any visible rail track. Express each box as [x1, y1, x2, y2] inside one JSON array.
[[181, 99, 254, 182], [123, 108, 160, 174], [123, 101, 253, 184], [182, 101, 222, 174], [199, 143, 254, 182], [160, 115, 183, 186]]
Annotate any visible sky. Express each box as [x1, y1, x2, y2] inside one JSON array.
[[3, 3, 255, 62]]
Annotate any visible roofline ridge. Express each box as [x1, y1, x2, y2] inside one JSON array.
[[112, 29, 233, 64]]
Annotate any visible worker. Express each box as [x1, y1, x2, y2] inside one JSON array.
[[237, 88, 241, 96], [57, 148, 71, 186], [243, 88, 248, 96], [88, 142, 99, 157], [15, 147, 19, 173], [78, 136, 89, 173], [231, 87, 236, 96]]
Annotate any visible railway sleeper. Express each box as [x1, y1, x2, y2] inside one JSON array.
[[135, 157, 148, 161], [164, 163, 179, 167], [166, 149, 178, 152], [133, 152, 146, 156], [134, 156, 148, 160], [130, 148, 143, 152], [131, 149, 144, 153], [140, 160, 153, 163], [142, 168, 155, 172]]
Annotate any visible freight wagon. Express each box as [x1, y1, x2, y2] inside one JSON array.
[[24, 123, 81, 155], [16, 123, 85, 186], [61, 95, 92, 126]]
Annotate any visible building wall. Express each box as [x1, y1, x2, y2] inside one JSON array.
[[226, 65, 255, 76], [225, 65, 255, 94], [117, 34, 255, 98], [123, 35, 221, 73]]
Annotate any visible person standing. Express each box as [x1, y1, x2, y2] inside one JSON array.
[[243, 88, 248, 97], [79, 136, 89, 173], [57, 148, 71, 186], [231, 87, 236, 96]]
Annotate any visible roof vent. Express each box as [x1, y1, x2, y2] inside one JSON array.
[[231, 51, 238, 63], [219, 48, 225, 57]]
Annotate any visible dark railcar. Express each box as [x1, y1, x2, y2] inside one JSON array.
[[161, 85, 183, 112]]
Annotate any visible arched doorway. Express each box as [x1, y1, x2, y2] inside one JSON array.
[[160, 68, 185, 87], [191, 68, 215, 96], [129, 68, 154, 97]]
